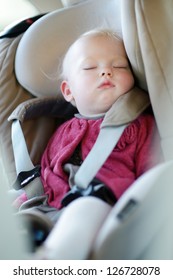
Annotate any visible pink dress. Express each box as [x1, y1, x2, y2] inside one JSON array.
[[41, 113, 161, 209]]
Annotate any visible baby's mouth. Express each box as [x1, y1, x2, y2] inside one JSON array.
[[98, 80, 115, 89]]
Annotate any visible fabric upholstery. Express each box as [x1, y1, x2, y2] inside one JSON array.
[[0, 37, 57, 186]]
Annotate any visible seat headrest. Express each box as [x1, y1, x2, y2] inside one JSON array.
[[15, 0, 147, 98], [15, 0, 122, 98]]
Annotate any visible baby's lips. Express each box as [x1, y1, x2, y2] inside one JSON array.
[[98, 80, 115, 89]]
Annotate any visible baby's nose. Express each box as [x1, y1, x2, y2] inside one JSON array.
[[100, 67, 112, 77]]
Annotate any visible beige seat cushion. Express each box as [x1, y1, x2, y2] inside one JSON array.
[[121, 0, 173, 160], [0, 37, 57, 186]]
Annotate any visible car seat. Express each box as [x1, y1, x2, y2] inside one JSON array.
[[1, 0, 173, 259]]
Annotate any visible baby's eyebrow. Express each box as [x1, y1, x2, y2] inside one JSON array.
[[81, 57, 95, 64], [79, 58, 96, 68]]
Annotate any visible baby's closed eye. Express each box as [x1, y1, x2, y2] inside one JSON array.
[[83, 66, 97, 70]]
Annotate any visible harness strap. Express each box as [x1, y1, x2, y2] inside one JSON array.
[[11, 120, 44, 197], [12, 120, 35, 173], [74, 125, 127, 189]]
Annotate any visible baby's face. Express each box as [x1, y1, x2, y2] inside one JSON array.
[[61, 35, 134, 117]]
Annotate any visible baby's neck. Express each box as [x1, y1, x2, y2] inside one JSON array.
[[75, 113, 105, 120]]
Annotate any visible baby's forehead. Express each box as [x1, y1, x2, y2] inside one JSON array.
[[67, 34, 121, 57]]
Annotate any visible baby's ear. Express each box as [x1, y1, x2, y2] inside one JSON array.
[[60, 80, 74, 102]]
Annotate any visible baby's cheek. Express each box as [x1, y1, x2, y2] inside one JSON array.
[[122, 73, 134, 91]]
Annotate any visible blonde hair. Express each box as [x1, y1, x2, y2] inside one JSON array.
[[60, 28, 122, 80], [81, 28, 122, 41]]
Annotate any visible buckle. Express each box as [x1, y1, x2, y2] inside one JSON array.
[[61, 178, 117, 207], [13, 165, 41, 190]]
